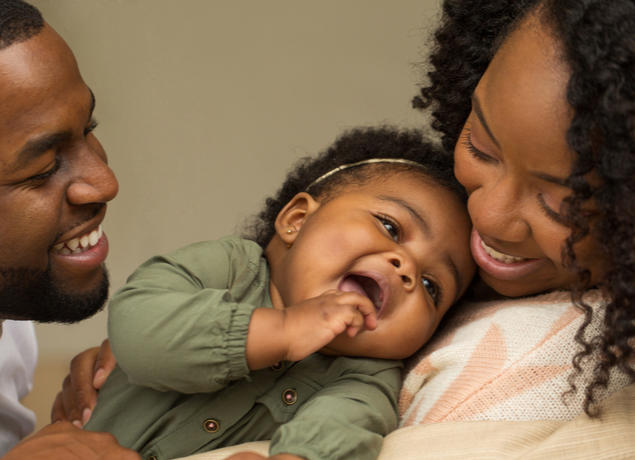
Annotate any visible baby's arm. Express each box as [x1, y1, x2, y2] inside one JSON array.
[[108, 238, 267, 393], [245, 290, 377, 369]]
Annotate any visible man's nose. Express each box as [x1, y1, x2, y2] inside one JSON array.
[[66, 144, 119, 205]]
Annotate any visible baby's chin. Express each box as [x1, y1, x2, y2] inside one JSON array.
[[318, 337, 415, 361]]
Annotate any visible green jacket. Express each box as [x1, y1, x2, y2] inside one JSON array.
[[86, 237, 402, 460]]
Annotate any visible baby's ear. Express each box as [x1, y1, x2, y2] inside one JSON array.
[[274, 192, 320, 245]]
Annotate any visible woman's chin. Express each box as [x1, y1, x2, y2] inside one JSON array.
[[479, 270, 565, 298]]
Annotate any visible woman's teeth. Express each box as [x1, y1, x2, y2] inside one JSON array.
[[480, 239, 526, 264], [53, 225, 103, 255]]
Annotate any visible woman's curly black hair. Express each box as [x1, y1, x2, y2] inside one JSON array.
[[414, 0, 634, 415], [244, 126, 465, 248]]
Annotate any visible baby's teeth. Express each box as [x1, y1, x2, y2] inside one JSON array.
[[88, 229, 99, 246], [97, 225, 103, 238], [61, 247, 71, 255], [67, 238, 80, 251], [80, 235, 89, 248], [53, 242, 65, 251]]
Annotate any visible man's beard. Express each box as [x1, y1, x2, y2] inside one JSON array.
[[0, 264, 109, 323]]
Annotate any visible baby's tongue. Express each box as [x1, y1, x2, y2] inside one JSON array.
[[339, 276, 366, 297]]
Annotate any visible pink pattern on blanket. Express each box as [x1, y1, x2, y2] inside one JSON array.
[[399, 291, 631, 424]]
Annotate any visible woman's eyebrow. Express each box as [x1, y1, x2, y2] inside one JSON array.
[[531, 171, 569, 187], [471, 94, 500, 149]]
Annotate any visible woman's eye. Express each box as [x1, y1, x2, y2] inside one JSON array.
[[537, 193, 567, 226], [421, 276, 440, 306], [462, 126, 497, 164], [377, 216, 400, 241]]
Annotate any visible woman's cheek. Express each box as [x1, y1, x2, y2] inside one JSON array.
[[453, 147, 481, 195]]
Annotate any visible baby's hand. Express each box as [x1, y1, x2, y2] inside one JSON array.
[[282, 290, 377, 362]]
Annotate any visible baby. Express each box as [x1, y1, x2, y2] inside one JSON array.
[[85, 126, 475, 460]]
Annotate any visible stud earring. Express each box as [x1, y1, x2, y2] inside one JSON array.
[[286, 227, 296, 234]]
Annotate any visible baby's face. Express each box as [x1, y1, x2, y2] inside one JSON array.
[[274, 172, 475, 359]]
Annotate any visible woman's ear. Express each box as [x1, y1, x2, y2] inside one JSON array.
[[274, 192, 320, 246]]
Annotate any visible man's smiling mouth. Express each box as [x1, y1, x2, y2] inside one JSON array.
[[52, 225, 103, 255], [338, 273, 385, 314]]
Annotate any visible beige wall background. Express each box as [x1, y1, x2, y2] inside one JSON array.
[[23, 0, 440, 428]]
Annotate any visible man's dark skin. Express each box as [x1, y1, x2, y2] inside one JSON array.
[[0, 3, 137, 457]]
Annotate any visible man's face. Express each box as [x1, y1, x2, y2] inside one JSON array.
[[0, 24, 118, 322]]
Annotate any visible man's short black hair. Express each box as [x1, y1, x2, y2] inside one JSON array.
[[0, 0, 43, 50]]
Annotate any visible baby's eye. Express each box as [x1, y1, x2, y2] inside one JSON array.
[[376, 216, 399, 242], [421, 276, 440, 306]]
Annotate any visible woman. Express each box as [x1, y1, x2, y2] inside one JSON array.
[[401, 0, 633, 421]]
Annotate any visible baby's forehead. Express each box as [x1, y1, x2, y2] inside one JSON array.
[[320, 166, 451, 198]]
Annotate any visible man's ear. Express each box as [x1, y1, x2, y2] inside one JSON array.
[[274, 192, 320, 246]]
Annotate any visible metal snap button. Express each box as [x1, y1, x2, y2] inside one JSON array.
[[203, 418, 220, 433], [281, 388, 297, 405], [270, 361, 283, 371]]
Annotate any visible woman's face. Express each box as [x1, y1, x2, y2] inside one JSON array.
[[453, 14, 606, 297]]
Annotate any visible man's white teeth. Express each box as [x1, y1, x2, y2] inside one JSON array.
[[54, 225, 103, 254], [480, 239, 526, 263]]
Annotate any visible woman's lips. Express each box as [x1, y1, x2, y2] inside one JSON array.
[[470, 229, 546, 281]]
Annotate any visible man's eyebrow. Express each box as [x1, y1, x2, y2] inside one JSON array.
[[8, 88, 96, 174], [10, 131, 72, 173], [471, 94, 500, 149], [377, 195, 431, 238], [88, 88, 96, 119]]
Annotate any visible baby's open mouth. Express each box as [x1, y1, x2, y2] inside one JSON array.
[[338, 274, 384, 313]]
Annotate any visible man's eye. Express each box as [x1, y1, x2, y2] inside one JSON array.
[[421, 276, 440, 306], [26, 158, 61, 184], [84, 118, 98, 136], [377, 216, 400, 241]]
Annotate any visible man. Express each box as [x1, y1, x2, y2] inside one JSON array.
[[0, 1, 138, 457]]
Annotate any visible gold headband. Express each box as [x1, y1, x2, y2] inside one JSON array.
[[305, 158, 425, 191]]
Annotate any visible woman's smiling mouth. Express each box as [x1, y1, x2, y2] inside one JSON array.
[[471, 229, 547, 281]]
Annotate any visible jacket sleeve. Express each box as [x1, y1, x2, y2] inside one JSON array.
[[269, 361, 402, 460], [108, 239, 265, 393]]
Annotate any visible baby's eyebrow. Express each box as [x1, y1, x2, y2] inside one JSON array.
[[377, 194, 462, 306], [377, 195, 431, 238]]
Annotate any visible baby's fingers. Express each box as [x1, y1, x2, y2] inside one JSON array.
[[347, 294, 377, 331]]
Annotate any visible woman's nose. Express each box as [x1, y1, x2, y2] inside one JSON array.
[[468, 176, 530, 243], [66, 146, 119, 205]]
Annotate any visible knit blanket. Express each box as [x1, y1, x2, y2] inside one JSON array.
[[399, 290, 631, 425]]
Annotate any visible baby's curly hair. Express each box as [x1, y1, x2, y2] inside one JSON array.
[[414, 0, 634, 415], [244, 126, 465, 248]]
